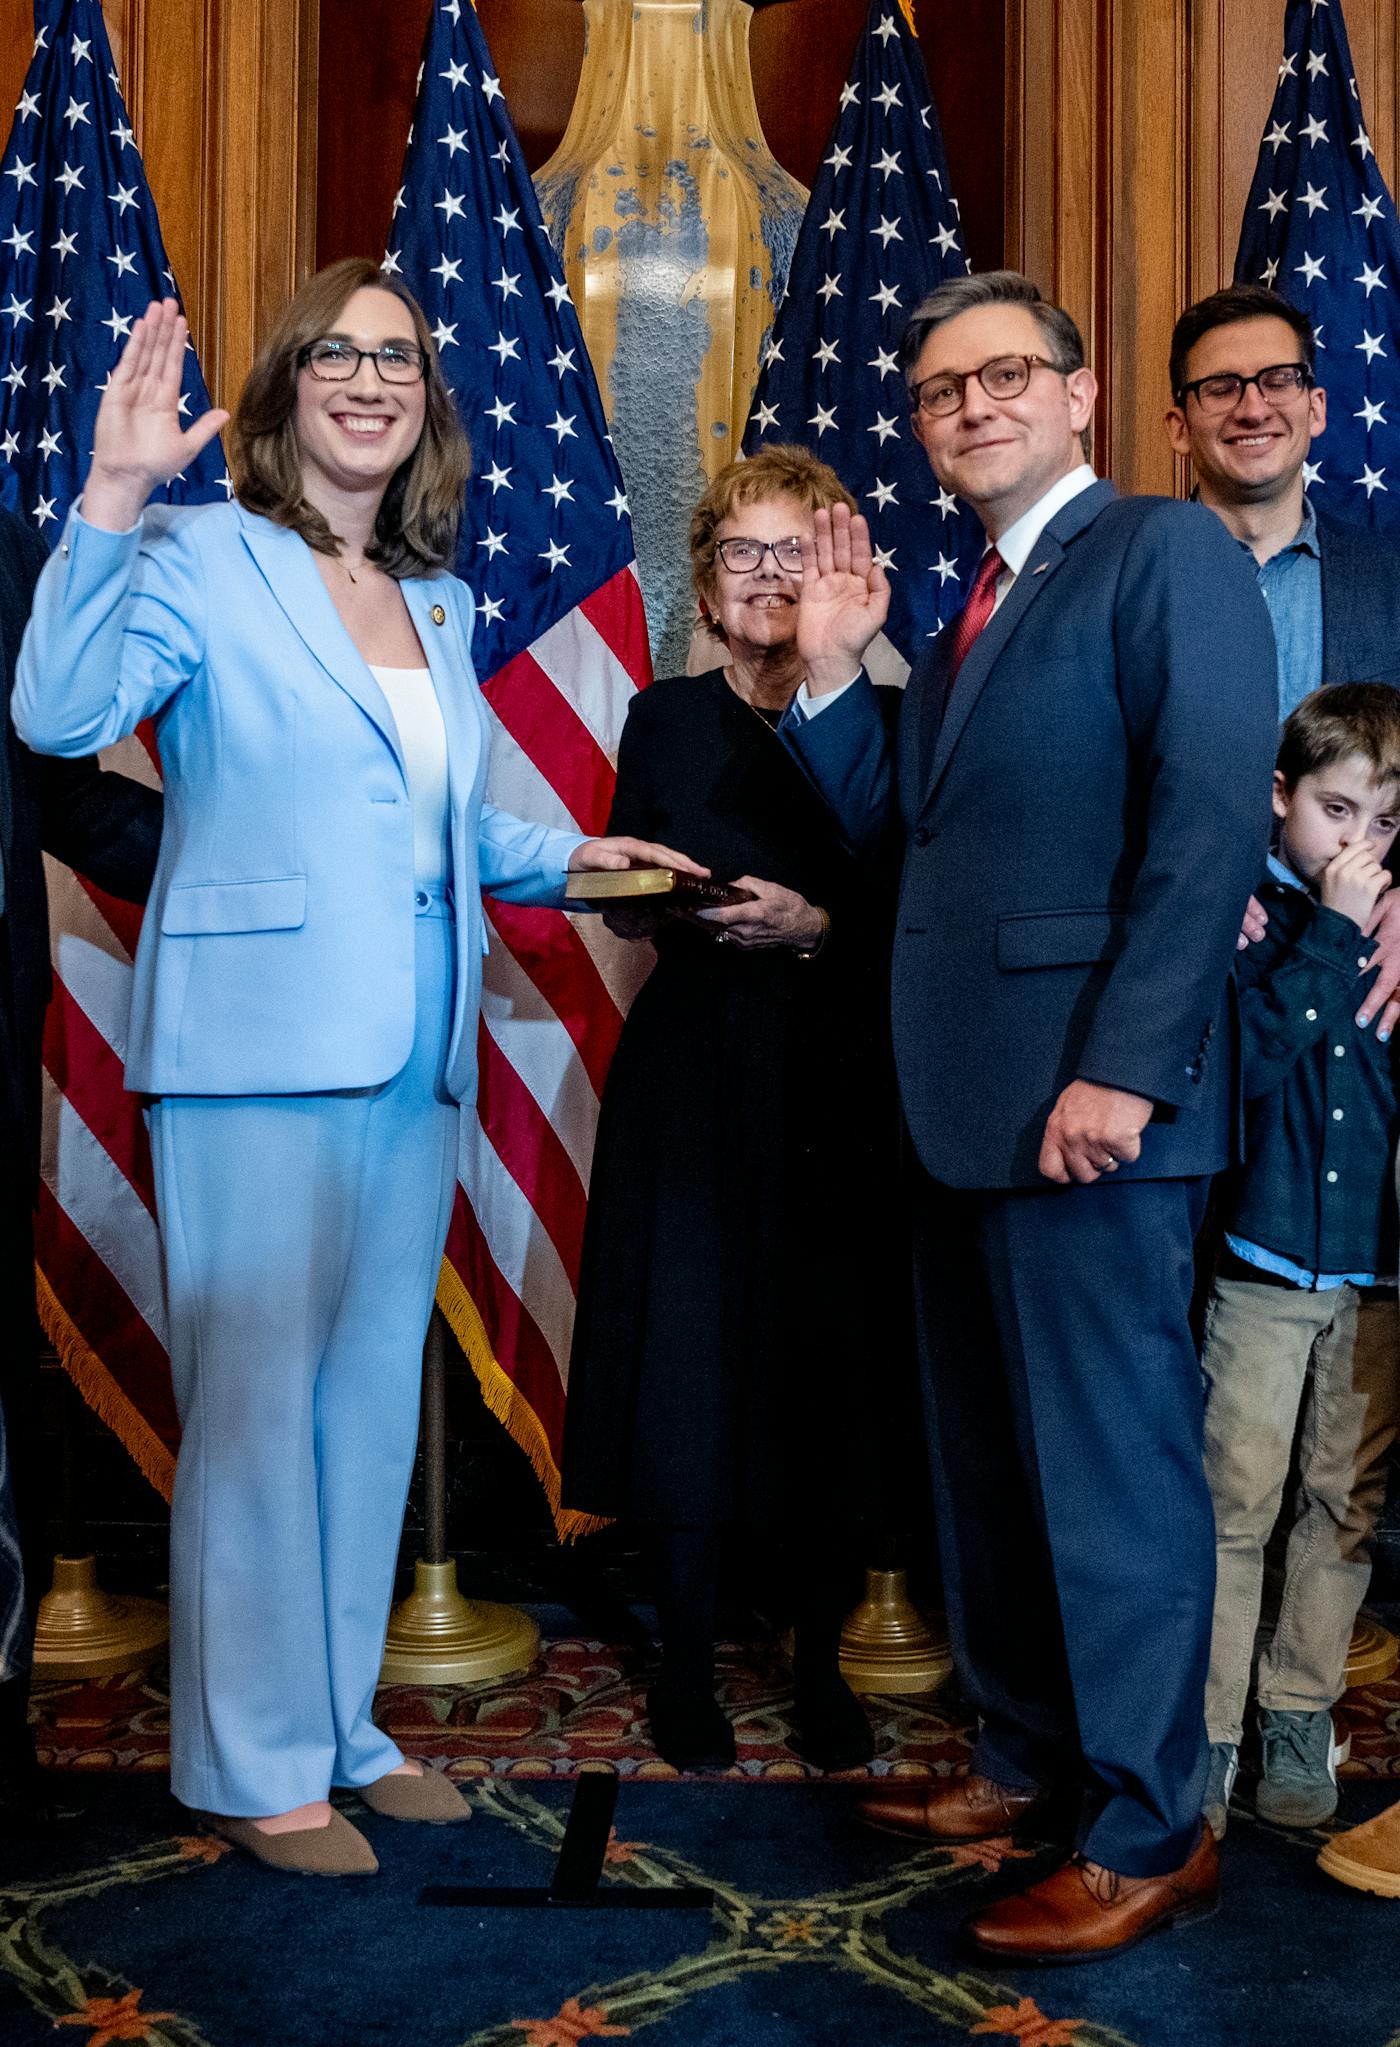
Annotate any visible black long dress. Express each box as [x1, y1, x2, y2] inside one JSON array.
[[561, 670, 905, 1531]]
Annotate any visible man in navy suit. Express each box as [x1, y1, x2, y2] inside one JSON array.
[[0, 505, 160, 1832], [782, 271, 1278, 1961]]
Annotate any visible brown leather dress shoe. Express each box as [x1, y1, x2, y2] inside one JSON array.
[[965, 1823, 1219, 1964], [855, 1772, 1060, 1843]]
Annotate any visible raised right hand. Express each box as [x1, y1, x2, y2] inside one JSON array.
[[1320, 840, 1391, 931], [83, 299, 229, 532], [796, 503, 890, 693]]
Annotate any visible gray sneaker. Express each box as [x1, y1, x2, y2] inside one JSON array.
[[1203, 1740, 1239, 1840], [1256, 1708, 1350, 1828]]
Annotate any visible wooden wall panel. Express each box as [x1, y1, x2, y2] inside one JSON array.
[[1011, 0, 1400, 495], [1008, 0, 1192, 496], [316, 0, 1005, 276], [82, 0, 319, 411], [1, 0, 32, 132]]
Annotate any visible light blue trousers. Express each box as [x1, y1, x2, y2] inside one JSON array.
[[151, 894, 459, 1815]]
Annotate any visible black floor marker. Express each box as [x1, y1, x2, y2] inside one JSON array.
[[420, 1771, 715, 1910]]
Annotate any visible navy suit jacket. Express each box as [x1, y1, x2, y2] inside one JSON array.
[[0, 507, 160, 1186], [1316, 507, 1400, 687], [788, 481, 1279, 1189]]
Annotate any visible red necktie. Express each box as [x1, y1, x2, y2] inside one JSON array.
[[944, 546, 1006, 699]]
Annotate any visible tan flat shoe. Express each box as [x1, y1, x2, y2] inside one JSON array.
[[197, 1809, 378, 1876], [358, 1766, 471, 1823]]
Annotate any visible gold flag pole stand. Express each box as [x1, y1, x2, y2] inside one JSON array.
[[32, 1374, 167, 1677], [32, 1555, 169, 1678], [380, 1311, 539, 1685], [1345, 1612, 1399, 1691], [838, 1567, 952, 1697]]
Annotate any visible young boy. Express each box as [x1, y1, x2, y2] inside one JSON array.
[[1203, 682, 1400, 1839]]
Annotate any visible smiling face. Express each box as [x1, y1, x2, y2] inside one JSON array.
[[292, 285, 428, 511], [1273, 751, 1400, 886], [706, 492, 812, 659], [1167, 314, 1325, 507], [908, 302, 1098, 535]]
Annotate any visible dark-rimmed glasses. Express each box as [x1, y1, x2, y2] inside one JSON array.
[[714, 536, 805, 574], [912, 353, 1063, 419], [1176, 363, 1312, 414], [298, 339, 426, 385]]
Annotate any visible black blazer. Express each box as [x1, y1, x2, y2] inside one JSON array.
[[1316, 508, 1400, 687], [0, 507, 161, 1183], [789, 482, 1279, 1188]]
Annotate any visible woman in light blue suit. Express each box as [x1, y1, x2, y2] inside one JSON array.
[[14, 263, 696, 1875]]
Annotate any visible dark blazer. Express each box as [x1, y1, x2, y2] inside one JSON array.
[[788, 481, 1279, 1189], [1317, 508, 1400, 687], [0, 507, 161, 1185], [1225, 868, 1398, 1277]]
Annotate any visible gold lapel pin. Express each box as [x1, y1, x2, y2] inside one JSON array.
[[431, 603, 447, 626]]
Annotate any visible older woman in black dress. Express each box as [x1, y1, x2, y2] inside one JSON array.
[[561, 446, 904, 1771]]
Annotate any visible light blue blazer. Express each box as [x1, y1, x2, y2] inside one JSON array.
[[13, 500, 583, 1102]]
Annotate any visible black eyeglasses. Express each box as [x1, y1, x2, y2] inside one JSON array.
[[298, 339, 426, 385], [714, 536, 806, 574], [1176, 363, 1312, 413], [912, 353, 1064, 419]]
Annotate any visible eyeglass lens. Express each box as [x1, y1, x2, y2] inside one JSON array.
[[304, 341, 424, 384], [717, 537, 806, 572], [918, 355, 1036, 417], [1191, 365, 1309, 411]]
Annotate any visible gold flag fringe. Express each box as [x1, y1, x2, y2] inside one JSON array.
[[33, 1252, 604, 1541], [434, 1255, 611, 1543], [33, 1262, 176, 1504]]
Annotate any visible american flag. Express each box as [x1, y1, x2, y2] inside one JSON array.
[[1236, 0, 1400, 526], [0, 0, 228, 1500], [389, 0, 652, 1527], [743, 0, 982, 656]]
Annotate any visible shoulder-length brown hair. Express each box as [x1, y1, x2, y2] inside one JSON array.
[[230, 258, 472, 580]]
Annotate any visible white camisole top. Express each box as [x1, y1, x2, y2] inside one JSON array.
[[369, 665, 451, 890]]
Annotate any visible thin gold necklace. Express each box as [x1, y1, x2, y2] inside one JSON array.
[[725, 665, 801, 722]]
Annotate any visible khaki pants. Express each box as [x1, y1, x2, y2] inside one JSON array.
[[1201, 1271, 1400, 1746]]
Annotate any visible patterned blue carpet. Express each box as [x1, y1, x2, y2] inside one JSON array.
[[2, 1772, 1397, 2047]]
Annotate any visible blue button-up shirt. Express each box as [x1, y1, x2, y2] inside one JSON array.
[[1246, 497, 1323, 721]]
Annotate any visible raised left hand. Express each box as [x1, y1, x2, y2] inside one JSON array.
[[1355, 884, 1400, 1041], [569, 836, 708, 876], [693, 875, 824, 951], [1039, 1079, 1153, 1186]]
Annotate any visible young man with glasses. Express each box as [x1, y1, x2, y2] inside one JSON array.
[[783, 269, 1278, 1960], [1166, 283, 1400, 721]]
